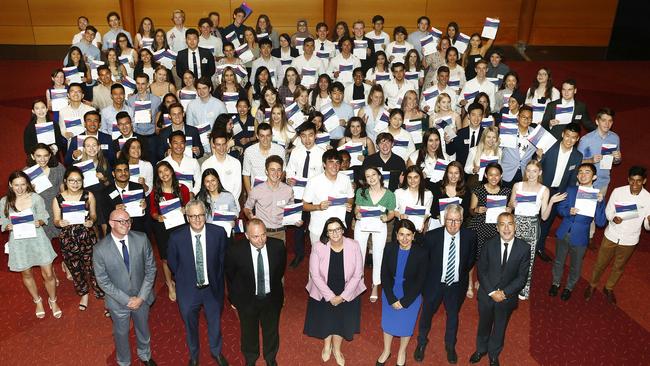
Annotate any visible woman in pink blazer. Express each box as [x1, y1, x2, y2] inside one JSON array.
[[304, 217, 366, 365]]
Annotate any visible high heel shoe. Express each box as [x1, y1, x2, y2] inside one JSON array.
[[370, 285, 379, 303], [48, 297, 62, 318], [321, 343, 332, 362], [376, 352, 390, 366], [34, 297, 45, 319]]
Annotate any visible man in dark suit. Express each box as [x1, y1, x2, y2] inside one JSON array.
[[65, 110, 115, 166], [541, 79, 596, 140], [99, 159, 147, 234], [536, 123, 583, 261], [176, 28, 216, 80], [225, 219, 287, 366], [470, 212, 530, 366], [93, 209, 157, 366], [415, 204, 476, 364], [157, 103, 204, 160], [167, 200, 229, 366], [446, 103, 484, 167], [111, 111, 149, 161]]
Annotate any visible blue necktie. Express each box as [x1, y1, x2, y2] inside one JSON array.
[[120, 240, 129, 272]]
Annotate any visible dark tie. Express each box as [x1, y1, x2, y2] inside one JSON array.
[[320, 42, 325, 51], [470, 131, 476, 148], [445, 236, 456, 285], [302, 150, 311, 178], [120, 240, 129, 272], [192, 51, 199, 77], [257, 248, 265, 296], [195, 234, 205, 285], [501, 242, 509, 272]]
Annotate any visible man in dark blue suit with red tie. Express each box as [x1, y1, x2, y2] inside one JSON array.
[[167, 200, 229, 366]]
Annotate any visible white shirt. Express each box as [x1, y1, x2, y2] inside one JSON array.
[[111, 233, 129, 261], [163, 155, 202, 193], [251, 56, 283, 87], [303, 172, 354, 236], [385, 41, 414, 65], [440, 229, 460, 283], [326, 53, 361, 88], [604, 186, 650, 246], [365, 31, 390, 51], [190, 226, 209, 285], [167, 26, 188, 52], [199, 35, 224, 58], [394, 188, 433, 214], [200, 154, 243, 207], [461, 77, 497, 112], [72, 30, 102, 47], [286, 145, 325, 179], [551, 146, 572, 188], [250, 243, 271, 295], [136, 160, 154, 196], [58, 103, 95, 137], [242, 143, 286, 179], [500, 237, 514, 265], [291, 54, 326, 78], [383, 79, 416, 109], [186, 47, 203, 78]]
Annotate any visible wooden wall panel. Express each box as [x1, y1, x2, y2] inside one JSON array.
[[0, 0, 32, 25], [337, 0, 428, 34], [133, 0, 230, 32], [0, 26, 36, 44], [28, 0, 118, 26]]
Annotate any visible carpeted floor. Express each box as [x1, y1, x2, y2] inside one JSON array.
[[0, 60, 649, 365]]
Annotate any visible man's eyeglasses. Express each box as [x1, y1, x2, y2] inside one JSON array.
[[111, 218, 132, 225], [445, 219, 462, 225], [187, 214, 206, 221]]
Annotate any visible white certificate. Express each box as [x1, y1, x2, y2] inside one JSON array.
[[555, 104, 574, 125], [64, 118, 85, 137], [429, 159, 450, 183], [282, 203, 303, 226], [35, 122, 56, 145], [614, 202, 639, 220], [353, 40, 368, 60], [129, 164, 141, 184], [527, 124, 557, 153], [301, 67, 317, 88], [404, 119, 423, 144], [478, 155, 499, 181], [285, 102, 306, 128], [338, 63, 354, 84], [23, 165, 52, 194], [74, 160, 100, 187], [438, 197, 462, 226], [322, 104, 341, 132], [61, 201, 86, 225], [357, 206, 384, 232], [485, 195, 507, 224], [532, 103, 545, 124], [196, 124, 211, 154], [159, 198, 185, 229], [420, 35, 438, 56], [10, 209, 37, 239], [499, 123, 518, 149], [454, 33, 470, 54], [575, 186, 599, 218], [223, 92, 239, 114], [50, 89, 68, 112], [290, 176, 308, 200], [133, 100, 152, 124], [337, 142, 364, 167], [211, 210, 238, 237], [404, 205, 428, 231], [122, 189, 145, 218], [378, 169, 391, 188], [481, 17, 500, 39], [179, 90, 197, 109], [326, 195, 348, 224], [235, 43, 254, 64], [514, 192, 538, 217], [600, 144, 617, 170]]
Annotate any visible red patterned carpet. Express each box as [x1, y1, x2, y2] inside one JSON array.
[[1, 60, 649, 365]]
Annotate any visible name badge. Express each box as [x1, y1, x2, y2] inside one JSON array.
[[276, 200, 287, 206], [201, 58, 208, 64], [464, 139, 470, 145], [218, 204, 228, 210], [100, 144, 109, 150], [575, 114, 582, 120], [109, 190, 119, 199], [568, 165, 576, 170], [247, 126, 255, 132]]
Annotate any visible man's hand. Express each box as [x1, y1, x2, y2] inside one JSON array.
[[127, 296, 144, 309]]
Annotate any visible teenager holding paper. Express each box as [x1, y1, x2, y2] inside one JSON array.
[[407, 128, 445, 189], [508, 160, 566, 300], [444, 47, 466, 93], [72, 16, 102, 47], [128, 74, 161, 159], [186, 76, 227, 129], [384, 62, 416, 109], [60, 83, 94, 139], [386, 27, 414, 66], [401, 90, 428, 142], [467, 163, 512, 298], [195, 168, 237, 228], [71, 26, 101, 63], [133, 48, 159, 82], [103, 12, 132, 52], [269, 105, 296, 148], [424, 71, 459, 122], [251, 39, 282, 88], [365, 51, 391, 87], [343, 68, 371, 103], [291, 19, 314, 47], [499, 105, 537, 187], [430, 161, 472, 225], [350, 21, 376, 74], [278, 67, 300, 105], [393, 166, 433, 234], [242, 123, 286, 194], [100, 84, 134, 137], [134, 17, 155, 50], [26, 144, 65, 242], [250, 69, 274, 115], [98, 159, 147, 234], [541, 79, 596, 140], [464, 125, 502, 188], [23, 100, 65, 156], [121, 138, 153, 196], [315, 22, 336, 59], [64, 46, 90, 84], [65, 110, 115, 166], [459, 59, 496, 112], [365, 15, 390, 51], [494, 71, 520, 112], [223, 7, 246, 46], [354, 166, 396, 301], [486, 49, 510, 80], [198, 17, 223, 60], [404, 50, 424, 90], [149, 160, 191, 301], [339, 117, 376, 164], [495, 90, 525, 125], [162, 131, 202, 194], [550, 163, 606, 301], [1, 171, 59, 319], [154, 92, 179, 134], [115, 32, 138, 78], [213, 67, 247, 101], [291, 37, 326, 79], [45, 69, 66, 119], [309, 74, 332, 111], [525, 67, 560, 107], [462, 33, 495, 81], [446, 102, 484, 167], [407, 16, 430, 57], [324, 82, 354, 143], [327, 37, 362, 90], [380, 108, 415, 162], [422, 37, 451, 88], [242, 27, 261, 71], [357, 85, 386, 143], [256, 14, 280, 49]]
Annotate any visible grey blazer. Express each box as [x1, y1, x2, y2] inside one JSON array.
[[93, 231, 157, 310]]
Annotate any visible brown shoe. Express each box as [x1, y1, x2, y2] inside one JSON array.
[[603, 288, 617, 304], [584, 285, 596, 301]]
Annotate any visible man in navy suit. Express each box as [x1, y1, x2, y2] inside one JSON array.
[[415, 204, 476, 364], [65, 110, 115, 165], [537, 123, 583, 261], [176, 28, 216, 80], [157, 103, 204, 160], [167, 200, 229, 366], [470, 212, 530, 366], [541, 79, 596, 140], [446, 102, 484, 167]]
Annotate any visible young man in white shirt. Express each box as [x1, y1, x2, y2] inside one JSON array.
[[200, 129, 242, 206], [186, 76, 227, 128], [291, 37, 326, 78], [242, 123, 286, 194], [100, 84, 134, 136], [163, 130, 202, 194], [384, 62, 416, 109], [71, 15, 101, 47], [198, 17, 224, 59], [315, 22, 336, 58], [421, 66, 458, 113], [365, 15, 390, 52], [59, 83, 95, 140], [166, 9, 188, 53], [251, 39, 282, 87], [459, 59, 497, 112]]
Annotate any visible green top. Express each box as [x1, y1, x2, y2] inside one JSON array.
[[354, 187, 396, 212]]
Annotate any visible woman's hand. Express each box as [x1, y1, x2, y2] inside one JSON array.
[[549, 192, 567, 204], [83, 219, 94, 228], [475, 206, 487, 214], [157, 215, 166, 223], [391, 300, 403, 310]]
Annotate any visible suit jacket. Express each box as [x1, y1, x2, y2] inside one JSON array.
[[112, 133, 149, 161], [167, 224, 227, 302], [157, 124, 204, 161], [381, 242, 428, 307], [555, 185, 607, 246], [93, 231, 157, 310], [65, 131, 115, 166], [100, 182, 147, 231], [176, 47, 216, 79], [477, 236, 530, 307], [23, 121, 66, 155], [422, 227, 476, 301], [446, 126, 483, 167], [541, 99, 596, 140], [225, 237, 287, 309], [271, 47, 299, 58], [539, 142, 583, 192], [305, 237, 367, 302]]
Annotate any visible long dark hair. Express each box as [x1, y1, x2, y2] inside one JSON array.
[[195, 168, 227, 214], [332, 21, 350, 41], [65, 46, 88, 73], [137, 17, 155, 38], [400, 165, 426, 205], [114, 32, 134, 51], [152, 28, 170, 51], [4, 171, 34, 216], [153, 161, 182, 211], [441, 161, 466, 197], [255, 14, 273, 34], [120, 137, 148, 163], [252, 67, 271, 100], [29, 99, 52, 125], [416, 128, 444, 167], [343, 117, 367, 138], [310, 74, 332, 106], [281, 67, 301, 87], [27, 143, 58, 168], [359, 166, 384, 200], [527, 67, 554, 100]]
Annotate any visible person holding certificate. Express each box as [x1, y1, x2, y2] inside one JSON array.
[[508, 160, 566, 300], [394, 166, 434, 235], [464, 126, 502, 189], [1, 171, 59, 319], [467, 163, 511, 296], [99, 159, 147, 235], [386, 27, 414, 66], [23, 100, 65, 156], [430, 161, 472, 226], [407, 128, 445, 191], [195, 168, 237, 227], [353, 166, 396, 301], [327, 37, 361, 89], [541, 79, 596, 140], [550, 163, 606, 301], [52, 166, 104, 312], [149, 160, 191, 301]]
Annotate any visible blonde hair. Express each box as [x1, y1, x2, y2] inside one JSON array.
[[270, 104, 291, 145], [525, 159, 543, 183], [434, 92, 452, 114], [472, 126, 501, 168], [171, 9, 185, 21], [81, 136, 109, 172]]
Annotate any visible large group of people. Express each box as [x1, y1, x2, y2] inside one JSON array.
[[3, 7, 649, 366]]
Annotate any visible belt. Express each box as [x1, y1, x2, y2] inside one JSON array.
[[266, 227, 285, 233]]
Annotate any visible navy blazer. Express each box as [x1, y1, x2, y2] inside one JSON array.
[[176, 47, 216, 79], [157, 124, 204, 161], [538, 142, 583, 192], [100, 182, 147, 231], [541, 99, 596, 140], [477, 236, 530, 306], [380, 242, 428, 307], [65, 131, 115, 166], [446, 126, 483, 167], [555, 185, 607, 246], [422, 227, 476, 301], [271, 47, 299, 58], [167, 224, 227, 302]]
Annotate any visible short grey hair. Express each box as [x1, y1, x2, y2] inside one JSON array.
[[444, 203, 464, 219], [184, 199, 206, 214]]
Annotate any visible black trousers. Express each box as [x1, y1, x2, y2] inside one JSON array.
[[237, 296, 282, 366], [417, 282, 462, 347], [476, 292, 515, 359]]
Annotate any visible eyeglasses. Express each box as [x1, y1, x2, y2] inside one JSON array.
[[445, 219, 462, 224], [327, 227, 343, 234], [187, 214, 206, 221], [67, 179, 83, 183], [110, 219, 132, 225]]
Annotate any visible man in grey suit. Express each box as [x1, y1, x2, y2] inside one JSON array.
[[93, 209, 157, 366]]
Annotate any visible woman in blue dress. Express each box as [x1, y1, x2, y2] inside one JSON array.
[[377, 219, 428, 366]]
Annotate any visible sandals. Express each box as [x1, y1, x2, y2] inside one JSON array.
[[79, 294, 89, 311], [370, 285, 379, 303], [104, 309, 111, 318], [48, 297, 62, 319], [34, 297, 45, 319]]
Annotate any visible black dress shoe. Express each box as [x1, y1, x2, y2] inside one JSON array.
[[560, 289, 572, 301], [489, 357, 500, 366], [603, 288, 617, 304], [141, 360, 157, 366], [376, 352, 390, 366], [413, 343, 426, 362], [213, 354, 229, 366], [584, 285, 595, 300], [548, 284, 559, 297], [536, 250, 552, 262], [289, 255, 304, 268], [469, 351, 486, 364], [445, 346, 458, 364], [188, 360, 199, 366]]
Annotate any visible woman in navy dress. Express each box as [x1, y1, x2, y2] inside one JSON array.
[[377, 219, 428, 366]]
